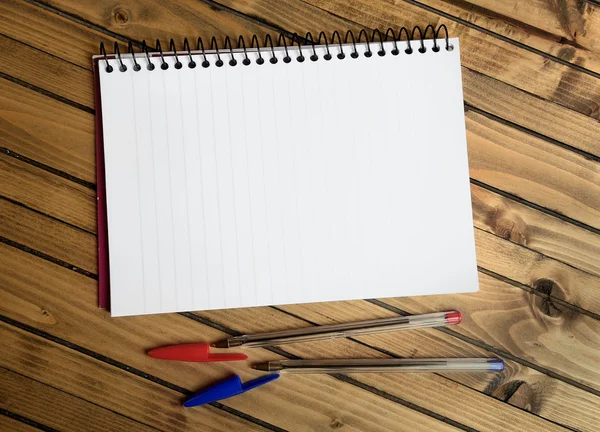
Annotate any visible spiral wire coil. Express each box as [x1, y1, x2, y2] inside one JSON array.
[[99, 25, 452, 73]]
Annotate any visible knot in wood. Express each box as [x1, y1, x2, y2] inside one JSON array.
[[113, 8, 130, 25], [531, 279, 566, 320], [493, 212, 527, 245], [493, 380, 539, 414], [330, 418, 344, 429]]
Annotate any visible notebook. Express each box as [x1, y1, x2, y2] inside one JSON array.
[[93, 26, 479, 317]]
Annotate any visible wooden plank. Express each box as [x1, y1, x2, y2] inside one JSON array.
[[381, 272, 600, 390], [0, 414, 40, 432], [0, 35, 93, 109], [416, 0, 600, 73], [0, 322, 265, 432], [266, 300, 600, 432], [0, 197, 96, 274], [1, 194, 598, 431], [46, 0, 270, 53], [0, 367, 158, 432], [6, 0, 599, 157], [0, 78, 95, 183], [475, 227, 600, 314], [0, 153, 96, 233], [466, 111, 600, 229], [0, 244, 458, 432], [461, 68, 600, 157], [443, 0, 600, 53], [202, 304, 599, 432], [197, 308, 567, 432], [0, 0, 110, 70], [472, 184, 600, 277], [213, 0, 600, 120]]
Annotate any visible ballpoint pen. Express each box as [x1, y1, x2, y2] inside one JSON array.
[[212, 311, 462, 348], [252, 358, 505, 373]]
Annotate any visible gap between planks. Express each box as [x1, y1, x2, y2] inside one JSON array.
[[0, 409, 59, 432]]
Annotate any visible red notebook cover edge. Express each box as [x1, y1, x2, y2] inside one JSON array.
[[93, 57, 110, 310]]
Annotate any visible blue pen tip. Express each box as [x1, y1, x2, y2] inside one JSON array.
[[488, 359, 504, 371]]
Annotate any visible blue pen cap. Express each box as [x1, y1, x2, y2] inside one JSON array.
[[184, 374, 280, 407]]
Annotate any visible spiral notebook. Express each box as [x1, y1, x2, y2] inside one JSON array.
[[94, 27, 479, 317]]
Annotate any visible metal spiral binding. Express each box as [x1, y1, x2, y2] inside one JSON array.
[[99, 25, 452, 73]]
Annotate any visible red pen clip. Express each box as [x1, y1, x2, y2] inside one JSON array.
[[148, 343, 247, 362]]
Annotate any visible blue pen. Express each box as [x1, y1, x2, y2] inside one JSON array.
[[184, 374, 280, 407]]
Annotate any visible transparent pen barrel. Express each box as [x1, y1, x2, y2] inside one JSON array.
[[269, 358, 504, 373], [237, 311, 459, 348]]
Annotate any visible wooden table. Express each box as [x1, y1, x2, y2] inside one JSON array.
[[1, 0, 600, 430]]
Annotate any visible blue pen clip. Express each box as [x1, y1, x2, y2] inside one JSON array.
[[184, 374, 280, 407]]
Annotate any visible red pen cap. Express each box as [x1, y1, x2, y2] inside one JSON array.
[[444, 311, 462, 325], [148, 343, 247, 362]]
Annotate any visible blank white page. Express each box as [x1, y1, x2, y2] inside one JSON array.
[[97, 37, 478, 317]]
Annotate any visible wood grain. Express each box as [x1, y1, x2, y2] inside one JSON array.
[[197, 308, 569, 432], [474, 227, 600, 315], [417, 0, 600, 73], [202, 304, 600, 432], [0, 0, 114, 71], [6, 0, 599, 158], [381, 272, 600, 390], [466, 111, 600, 229], [446, 0, 600, 53], [0, 244, 459, 432], [0, 414, 41, 432], [461, 68, 600, 157], [471, 184, 600, 277], [0, 197, 96, 274], [2, 192, 599, 430], [269, 300, 600, 432], [0, 35, 93, 109], [0, 78, 95, 183], [0, 367, 159, 432], [0, 153, 96, 233], [0, 322, 265, 432]]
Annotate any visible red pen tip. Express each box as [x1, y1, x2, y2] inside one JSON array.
[[445, 311, 462, 325]]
